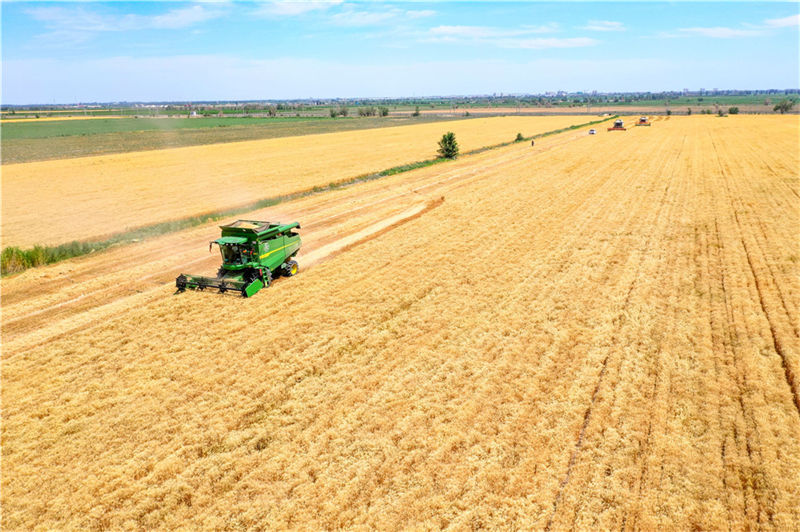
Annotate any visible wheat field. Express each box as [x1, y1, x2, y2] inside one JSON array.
[[2, 115, 799, 529], [1, 115, 588, 248]]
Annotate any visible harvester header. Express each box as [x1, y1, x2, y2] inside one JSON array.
[[608, 119, 626, 131], [176, 219, 301, 297]]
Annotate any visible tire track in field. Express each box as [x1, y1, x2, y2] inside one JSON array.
[[462, 127, 663, 528], [543, 134, 686, 531], [709, 134, 800, 417], [568, 130, 692, 530], [3, 134, 584, 354], [731, 135, 799, 335], [3, 133, 593, 354], [1, 199, 444, 357], [706, 137, 778, 526]]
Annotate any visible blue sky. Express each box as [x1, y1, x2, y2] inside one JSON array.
[[2, 1, 798, 104]]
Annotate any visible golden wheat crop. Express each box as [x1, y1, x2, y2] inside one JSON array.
[[1, 115, 588, 248], [2, 115, 798, 529]]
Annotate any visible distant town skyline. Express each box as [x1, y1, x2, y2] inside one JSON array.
[[2, 1, 798, 105]]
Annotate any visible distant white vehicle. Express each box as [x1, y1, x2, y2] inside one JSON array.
[[588, 129, 596, 135]]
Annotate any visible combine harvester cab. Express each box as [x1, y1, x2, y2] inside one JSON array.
[[176, 220, 301, 298], [607, 119, 626, 131], [636, 116, 651, 126]]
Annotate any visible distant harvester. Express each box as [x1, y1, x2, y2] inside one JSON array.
[[608, 119, 626, 131]]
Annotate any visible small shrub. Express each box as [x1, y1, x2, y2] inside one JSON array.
[[687, 108, 692, 115], [515, 133, 524, 142], [437, 132, 459, 159], [773, 99, 795, 114], [728, 107, 739, 114], [412, 106, 420, 117], [666, 109, 672, 116]]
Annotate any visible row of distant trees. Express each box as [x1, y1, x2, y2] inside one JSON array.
[[329, 105, 390, 117]]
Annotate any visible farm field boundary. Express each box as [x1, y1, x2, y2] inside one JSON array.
[[1, 116, 615, 276], [1, 115, 462, 164]]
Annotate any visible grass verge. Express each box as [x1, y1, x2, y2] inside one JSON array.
[[1, 116, 616, 276]]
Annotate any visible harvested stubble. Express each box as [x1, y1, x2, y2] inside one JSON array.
[[1, 115, 587, 248], [2, 115, 799, 530]]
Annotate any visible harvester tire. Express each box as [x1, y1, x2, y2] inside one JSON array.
[[283, 260, 299, 277], [263, 269, 272, 287]]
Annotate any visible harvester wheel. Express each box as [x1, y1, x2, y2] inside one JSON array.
[[283, 260, 299, 277], [263, 269, 272, 287]]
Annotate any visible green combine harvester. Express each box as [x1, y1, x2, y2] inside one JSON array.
[[176, 220, 301, 297]]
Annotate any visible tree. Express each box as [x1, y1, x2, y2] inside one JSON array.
[[437, 132, 459, 159], [412, 105, 420, 117], [728, 107, 739, 115], [773, 99, 795, 114], [378, 106, 389, 117], [666, 109, 672, 116], [515, 132, 524, 142], [687, 107, 692, 115]]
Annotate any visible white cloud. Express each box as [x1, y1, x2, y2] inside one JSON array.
[[763, 14, 800, 28], [329, 6, 436, 27], [428, 24, 556, 40], [495, 37, 598, 50], [406, 10, 436, 19], [581, 20, 625, 32], [665, 13, 798, 39], [676, 27, 764, 38], [253, 1, 343, 17], [26, 4, 226, 35], [424, 24, 594, 49], [150, 5, 224, 29], [331, 9, 397, 26]]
